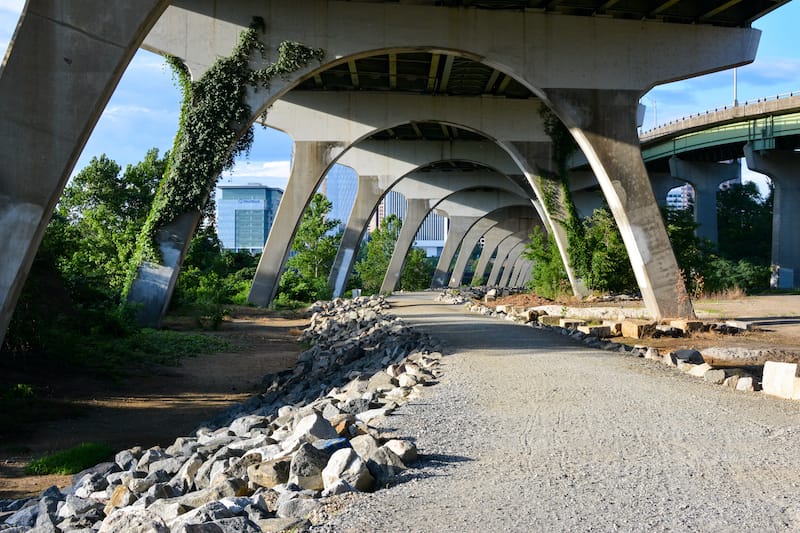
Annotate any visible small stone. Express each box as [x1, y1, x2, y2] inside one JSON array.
[[383, 439, 418, 464], [247, 458, 291, 489], [288, 443, 331, 491], [704, 369, 727, 384], [322, 448, 374, 492]]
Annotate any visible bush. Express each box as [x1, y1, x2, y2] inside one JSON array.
[[523, 226, 570, 300]]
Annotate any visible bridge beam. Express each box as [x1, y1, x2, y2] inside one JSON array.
[[381, 189, 531, 294], [669, 157, 741, 244], [449, 206, 535, 288], [0, 1, 168, 345], [328, 141, 531, 298], [744, 144, 800, 289], [547, 89, 695, 319]]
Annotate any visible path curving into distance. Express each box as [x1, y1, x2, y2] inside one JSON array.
[[314, 292, 800, 532]]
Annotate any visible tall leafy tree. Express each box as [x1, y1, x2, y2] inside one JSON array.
[[277, 193, 341, 302], [717, 181, 773, 263], [355, 215, 402, 294], [522, 226, 569, 299], [399, 248, 436, 291]]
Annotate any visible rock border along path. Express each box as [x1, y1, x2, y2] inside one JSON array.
[[314, 292, 800, 532], [0, 296, 443, 532]]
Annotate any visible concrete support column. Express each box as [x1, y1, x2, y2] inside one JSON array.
[[472, 227, 513, 286], [650, 172, 685, 208], [431, 216, 478, 289], [509, 256, 527, 288], [744, 144, 800, 288], [498, 242, 526, 288], [126, 212, 201, 326], [449, 221, 494, 287], [0, 0, 168, 344], [669, 157, 740, 243], [448, 206, 534, 287], [380, 199, 432, 294], [547, 88, 694, 319], [328, 175, 383, 298], [249, 141, 342, 305], [487, 233, 526, 287]]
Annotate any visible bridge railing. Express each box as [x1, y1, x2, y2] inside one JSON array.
[[639, 90, 800, 142]]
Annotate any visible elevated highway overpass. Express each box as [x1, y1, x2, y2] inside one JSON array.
[[0, 0, 791, 344]]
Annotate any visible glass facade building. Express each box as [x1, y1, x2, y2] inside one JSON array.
[[216, 184, 283, 253]]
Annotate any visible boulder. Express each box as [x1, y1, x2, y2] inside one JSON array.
[[247, 458, 291, 489], [762, 361, 800, 399], [366, 447, 406, 485], [288, 443, 331, 491], [383, 439, 418, 464], [321, 448, 375, 492]]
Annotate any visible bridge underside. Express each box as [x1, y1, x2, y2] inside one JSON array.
[[0, 0, 791, 344]]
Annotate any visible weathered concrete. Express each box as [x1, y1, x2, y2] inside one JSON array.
[[381, 190, 531, 294], [430, 216, 478, 290], [546, 89, 695, 319], [669, 157, 740, 243], [330, 170, 529, 298], [0, 0, 169, 344], [249, 141, 345, 305], [744, 144, 800, 288], [498, 242, 526, 288], [126, 212, 200, 326], [449, 206, 536, 288], [472, 220, 537, 286], [487, 234, 528, 287]]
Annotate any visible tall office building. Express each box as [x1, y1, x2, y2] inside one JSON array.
[[216, 184, 283, 253], [321, 164, 358, 231], [382, 190, 447, 257]]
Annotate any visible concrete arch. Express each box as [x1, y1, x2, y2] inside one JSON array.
[[380, 189, 534, 294], [0, 0, 170, 343], [327, 144, 535, 298], [447, 206, 536, 288], [248, 97, 559, 306]]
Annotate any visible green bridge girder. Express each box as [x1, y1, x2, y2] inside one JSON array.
[[642, 112, 800, 162]]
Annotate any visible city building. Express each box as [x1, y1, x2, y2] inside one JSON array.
[[216, 183, 283, 253]]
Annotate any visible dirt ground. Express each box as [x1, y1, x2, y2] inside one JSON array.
[[0, 309, 308, 501]]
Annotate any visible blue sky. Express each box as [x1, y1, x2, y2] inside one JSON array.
[[1, 1, 797, 193]]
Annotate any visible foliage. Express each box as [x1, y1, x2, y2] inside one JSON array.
[[355, 215, 402, 294], [522, 226, 570, 299], [25, 443, 115, 475], [579, 208, 637, 294], [172, 224, 259, 327], [126, 28, 324, 297], [277, 193, 341, 303], [662, 204, 771, 296], [717, 181, 773, 263], [399, 248, 436, 291]]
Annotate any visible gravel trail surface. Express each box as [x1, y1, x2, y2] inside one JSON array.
[[315, 293, 800, 532]]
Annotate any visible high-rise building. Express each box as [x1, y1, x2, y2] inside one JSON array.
[[382, 190, 447, 257], [216, 184, 283, 253], [321, 164, 358, 231]]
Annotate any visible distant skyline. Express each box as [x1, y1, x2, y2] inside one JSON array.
[[2, 1, 798, 194]]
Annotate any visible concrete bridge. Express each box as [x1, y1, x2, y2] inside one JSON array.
[[0, 0, 790, 345]]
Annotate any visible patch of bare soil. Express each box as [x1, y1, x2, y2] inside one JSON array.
[[0, 308, 307, 501]]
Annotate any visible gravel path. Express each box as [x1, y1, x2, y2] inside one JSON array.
[[315, 293, 800, 532]]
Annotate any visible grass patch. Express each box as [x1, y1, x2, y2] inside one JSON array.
[[55, 328, 234, 378], [25, 442, 115, 475]]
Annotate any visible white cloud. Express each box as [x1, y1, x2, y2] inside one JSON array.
[[101, 104, 175, 122], [223, 160, 291, 179]]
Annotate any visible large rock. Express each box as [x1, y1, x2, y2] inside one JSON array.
[[702, 347, 800, 368], [288, 443, 331, 491], [762, 361, 800, 399], [321, 448, 374, 492], [366, 447, 406, 485], [99, 507, 169, 533], [247, 458, 291, 489]]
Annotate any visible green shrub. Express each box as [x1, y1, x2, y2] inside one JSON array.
[[26, 442, 115, 475]]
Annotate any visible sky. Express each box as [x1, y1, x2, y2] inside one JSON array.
[[1, 1, 798, 194]]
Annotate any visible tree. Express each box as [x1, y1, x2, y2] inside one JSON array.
[[581, 207, 637, 294], [355, 215, 402, 294], [277, 193, 341, 302], [522, 226, 569, 300], [717, 181, 773, 263], [399, 248, 436, 291]]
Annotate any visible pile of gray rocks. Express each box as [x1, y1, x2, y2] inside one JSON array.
[[0, 295, 442, 532]]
